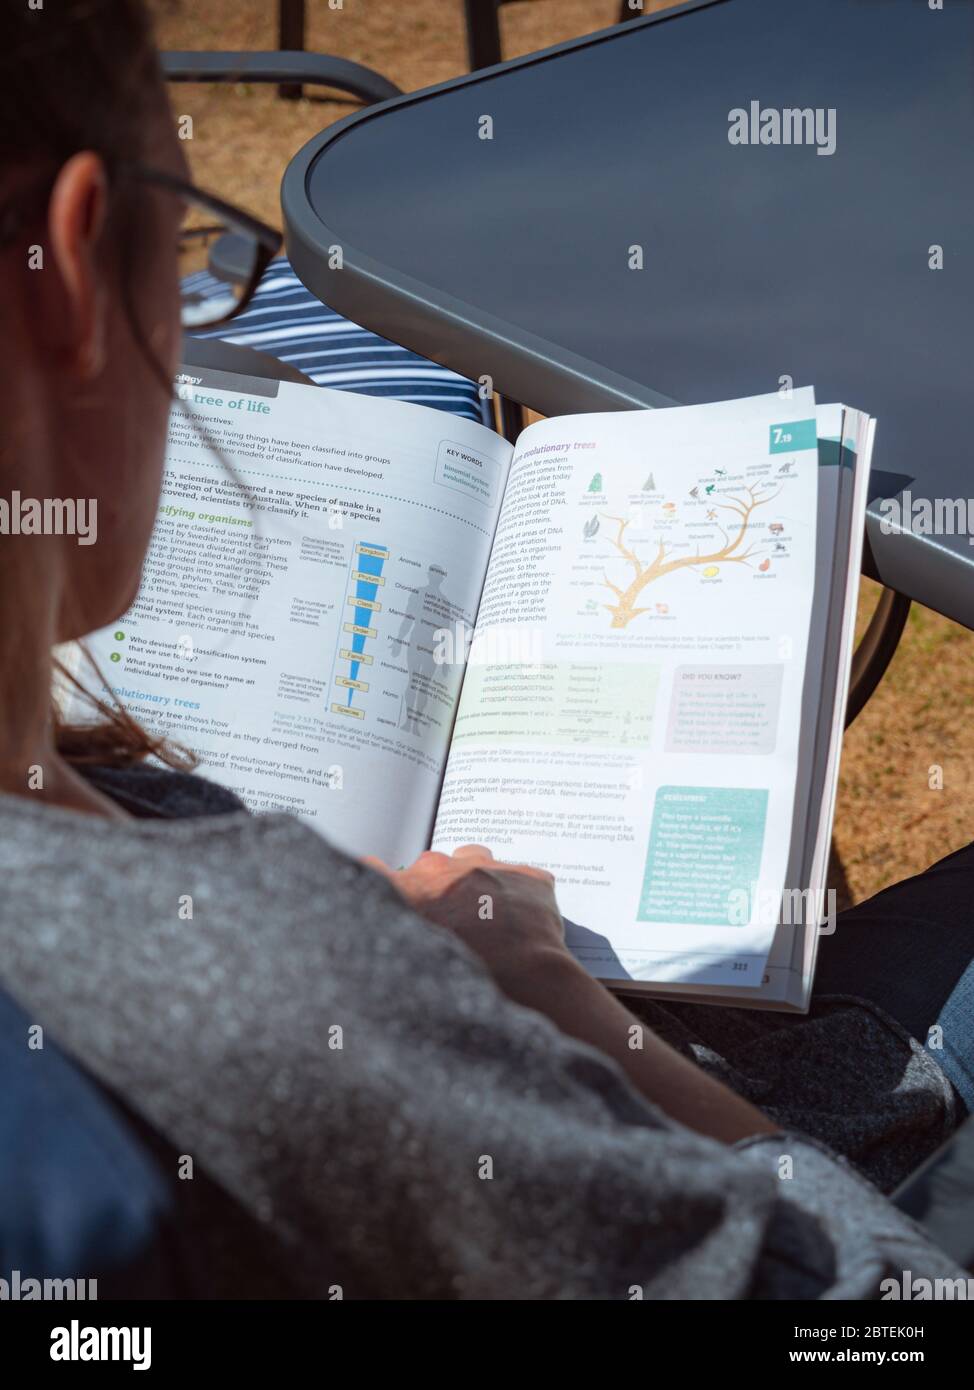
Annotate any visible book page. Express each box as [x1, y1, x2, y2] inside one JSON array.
[[790, 407, 874, 1009], [432, 391, 819, 990], [75, 366, 512, 865], [658, 405, 871, 1010]]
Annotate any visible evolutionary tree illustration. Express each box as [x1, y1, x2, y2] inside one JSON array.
[[600, 482, 781, 629]]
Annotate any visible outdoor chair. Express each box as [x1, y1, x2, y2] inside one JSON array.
[[183, 256, 490, 424], [462, 0, 642, 73], [163, 51, 489, 427]]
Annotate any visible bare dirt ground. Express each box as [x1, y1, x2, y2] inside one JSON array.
[[150, 0, 974, 908]]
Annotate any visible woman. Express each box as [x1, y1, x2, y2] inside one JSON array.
[[0, 0, 968, 1298]]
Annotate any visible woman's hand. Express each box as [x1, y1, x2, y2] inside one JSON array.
[[363, 844, 570, 993], [364, 843, 777, 1144]]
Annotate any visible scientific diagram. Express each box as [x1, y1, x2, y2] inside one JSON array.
[[332, 541, 389, 718], [599, 481, 783, 629]]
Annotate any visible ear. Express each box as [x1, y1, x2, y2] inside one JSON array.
[[46, 151, 109, 381]]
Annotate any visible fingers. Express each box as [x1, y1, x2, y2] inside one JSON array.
[[361, 855, 395, 879], [364, 844, 553, 888]]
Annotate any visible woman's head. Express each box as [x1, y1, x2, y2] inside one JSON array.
[[1, 0, 184, 646], [0, 0, 188, 770]]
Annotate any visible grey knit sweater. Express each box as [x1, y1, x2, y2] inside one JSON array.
[[0, 769, 964, 1299]]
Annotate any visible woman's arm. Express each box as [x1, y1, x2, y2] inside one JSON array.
[[492, 944, 778, 1143], [365, 845, 778, 1145]]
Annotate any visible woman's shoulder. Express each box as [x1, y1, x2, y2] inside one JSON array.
[[78, 764, 249, 821]]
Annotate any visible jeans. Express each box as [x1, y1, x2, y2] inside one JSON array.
[[817, 839, 974, 1112]]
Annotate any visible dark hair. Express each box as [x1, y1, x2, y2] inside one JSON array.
[[1, 0, 159, 164], [1, 0, 194, 770]]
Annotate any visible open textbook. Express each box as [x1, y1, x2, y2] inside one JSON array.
[[70, 364, 873, 1011]]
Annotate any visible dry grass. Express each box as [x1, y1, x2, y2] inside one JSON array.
[[151, 0, 641, 225], [149, 0, 974, 907]]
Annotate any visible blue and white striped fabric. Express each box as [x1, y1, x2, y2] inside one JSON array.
[[185, 256, 488, 424]]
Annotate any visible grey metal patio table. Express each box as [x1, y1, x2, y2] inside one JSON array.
[[282, 0, 974, 635]]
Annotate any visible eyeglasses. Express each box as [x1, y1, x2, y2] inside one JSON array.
[[0, 161, 283, 331], [124, 163, 283, 329]]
